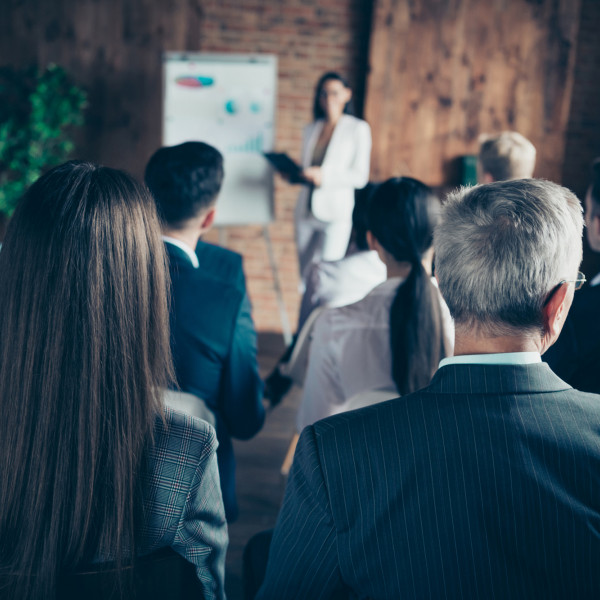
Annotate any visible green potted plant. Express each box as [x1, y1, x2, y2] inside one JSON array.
[[0, 63, 87, 222]]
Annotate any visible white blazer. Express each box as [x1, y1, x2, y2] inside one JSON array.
[[298, 114, 372, 223]]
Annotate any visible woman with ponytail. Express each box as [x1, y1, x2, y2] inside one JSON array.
[[0, 162, 227, 600], [297, 177, 453, 430]]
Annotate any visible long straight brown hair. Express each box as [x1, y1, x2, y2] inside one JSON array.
[[0, 161, 173, 599]]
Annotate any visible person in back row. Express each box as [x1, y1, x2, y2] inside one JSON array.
[[545, 157, 600, 393], [478, 130, 536, 182], [145, 141, 264, 522], [297, 177, 454, 430], [258, 179, 600, 599]]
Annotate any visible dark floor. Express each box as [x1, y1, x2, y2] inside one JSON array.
[[225, 332, 301, 600]]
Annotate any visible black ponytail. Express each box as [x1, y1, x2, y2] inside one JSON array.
[[368, 178, 446, 395]]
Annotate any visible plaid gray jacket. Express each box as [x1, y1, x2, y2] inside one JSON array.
[[140, 407, 228, 600]]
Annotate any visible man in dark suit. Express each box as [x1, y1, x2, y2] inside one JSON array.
[[257, 179, 600, 599], [545, 158, 600, 393], [145, 142, 264, 522]]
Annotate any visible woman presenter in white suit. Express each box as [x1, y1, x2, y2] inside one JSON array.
[[295, 72, 372, 286]]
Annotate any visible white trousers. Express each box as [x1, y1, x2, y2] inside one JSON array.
[[295, 213, 352, 287]]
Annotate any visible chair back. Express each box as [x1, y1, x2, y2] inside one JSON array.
[[58, 547, 203, 600], [279, 307, 325, 385]]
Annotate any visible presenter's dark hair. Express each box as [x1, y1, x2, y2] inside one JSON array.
[[368, 177, 445, 395], [0, 161, 173, 599], [313, 71, 355, 121], [145, 141, 224, 228]]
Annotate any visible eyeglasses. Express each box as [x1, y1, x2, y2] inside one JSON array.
[[543, 271, 586, 306], [567, 271, 587, 291]]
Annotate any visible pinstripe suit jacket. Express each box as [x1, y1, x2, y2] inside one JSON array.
[[258, 363, 600, 599]]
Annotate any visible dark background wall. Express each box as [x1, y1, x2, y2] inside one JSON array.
[[366, 0, 583, 185], [562, 0, 600, 200], [1, 0, 599, 331]]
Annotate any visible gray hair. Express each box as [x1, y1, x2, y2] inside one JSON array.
[[478, 131, 536, 181], [434, 179, 583, 337]]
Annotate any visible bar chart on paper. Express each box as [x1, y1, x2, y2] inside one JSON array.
[[163, 53, 277, 226], [228, 133, 264, 154]]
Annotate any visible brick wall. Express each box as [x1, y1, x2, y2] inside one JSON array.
[[0, 0, 373, 334], [198, 0, 373, 332], [3, 0, 599, 332]]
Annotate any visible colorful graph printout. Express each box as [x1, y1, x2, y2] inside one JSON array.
[[163, 53, 277, 226]]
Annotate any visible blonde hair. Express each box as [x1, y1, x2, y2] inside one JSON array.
[[478, 131, 537, 181]]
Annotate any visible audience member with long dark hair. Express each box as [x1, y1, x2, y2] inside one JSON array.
[[0, 162, 227, 599], [297, 177, 453, 429]]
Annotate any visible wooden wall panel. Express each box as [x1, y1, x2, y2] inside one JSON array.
[[0, 0, 196, 176], [365, 0, 582, 185]]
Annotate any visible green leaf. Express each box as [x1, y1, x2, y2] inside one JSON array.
[[0, 63, 87, 214]]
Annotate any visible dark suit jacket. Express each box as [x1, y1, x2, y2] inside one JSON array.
[[195, 239, 247, 292], [258, 363, 600, 599], [544, 282, 600, 394], [166, 240, 264, 521]]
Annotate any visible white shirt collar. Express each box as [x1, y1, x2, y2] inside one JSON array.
[[439, 352, 542, 369], [162, 236, 199, 268]]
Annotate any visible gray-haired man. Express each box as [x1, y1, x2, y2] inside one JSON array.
[[258, 179, 600, 599], [478, 131, 536, 182]]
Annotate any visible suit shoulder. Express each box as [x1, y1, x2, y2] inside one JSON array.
[[194, 240, 245, 291], [196, 239, 242, 265], [154, 407, 218, 462], [563, 387, 600, 413], [173, 262, 243, 298], [312, 392, 404, 438]]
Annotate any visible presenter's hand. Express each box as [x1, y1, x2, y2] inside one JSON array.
[[302, 167, 322, 187]]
